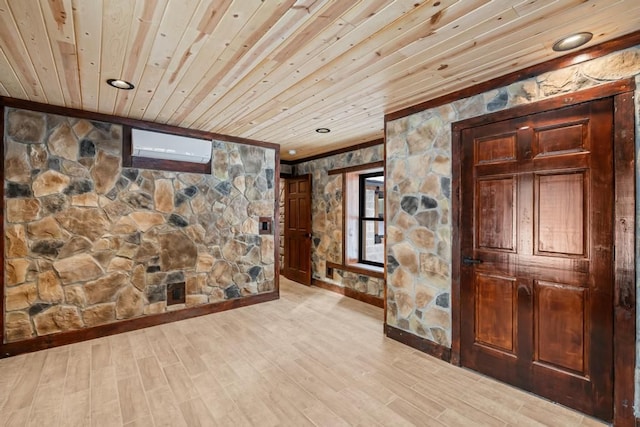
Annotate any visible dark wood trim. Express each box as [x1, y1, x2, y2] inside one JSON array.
[[326, 261, 384, 279], [387, 30, 640, 122], [0, 291, 278, 358], [341, 171, 347, 265], [450, 121, 462, 366], [121, 126, 212, 174], [286, 138, 384, 165], [385, 324, 452, 362], [312, 279, 384, 308], [328, 160, 384, 176], [0, 104, 5, 345], [0, 96, 279, 150], [612, 90, 636, 427], [273, 147, 281, 294], [451, 81, 636, 427], [382, 121, 388, 326], [127, 157, 212, 174]]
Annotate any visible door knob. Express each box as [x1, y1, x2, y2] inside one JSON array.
[[462, 257, 483, 265]]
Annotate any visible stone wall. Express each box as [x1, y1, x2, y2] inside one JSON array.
[[296, 145, 385, 298], [386, 45, 640, 409], [278, 178, 285, 271], [3, 108, 276, 343]]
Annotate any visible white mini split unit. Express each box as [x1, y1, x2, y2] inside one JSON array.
[[131, 128, 213, 164]]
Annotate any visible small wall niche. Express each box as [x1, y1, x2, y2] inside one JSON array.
[[259, 217, 272, 235], [167, 282, 186, 305]]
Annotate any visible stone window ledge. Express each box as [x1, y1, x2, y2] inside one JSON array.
[[326, 261, 384, 279]]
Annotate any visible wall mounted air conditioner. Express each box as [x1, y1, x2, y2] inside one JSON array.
[[131, 128, 212, 164]]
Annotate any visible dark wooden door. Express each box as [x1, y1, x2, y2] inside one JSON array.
[[284, 175, 312, 285], [460, 98, 614, 420]]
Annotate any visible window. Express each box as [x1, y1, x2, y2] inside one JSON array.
[[344, 165, 384, 271], [359, 172, 384, 266]]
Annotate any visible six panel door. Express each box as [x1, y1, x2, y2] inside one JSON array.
[[460, 99, 614, 421]]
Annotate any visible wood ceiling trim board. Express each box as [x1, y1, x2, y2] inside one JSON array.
[[9, 0, 66, 106], [270, 0, 359, 64], [126, 0, 202, 119], [0, 0, 49, 103], [198, 0, 428, 132], [0, 45, 27, 98], [40, 0, 82, 109], [152, 0, 265, 124], [191, 0, 364, 131], [72, 0, 103, 112], [213, 0, 335, 91], [98, 0, 136, 114], [219, 0, 481, 137], [114, 0, 169, 117], [0, 82, 8, 97], [176, 0, 302, 128], [140, 0, 234, 122]]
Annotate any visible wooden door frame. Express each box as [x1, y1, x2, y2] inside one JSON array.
[[451, 79, 636, 426]]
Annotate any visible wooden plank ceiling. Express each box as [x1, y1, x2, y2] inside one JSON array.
[[0, 0, 639, 160]]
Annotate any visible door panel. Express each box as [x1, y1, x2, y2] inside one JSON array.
[[477, 177, 516, 251], [536, 172, 586, 256], [475, 273, 517, 355], [535, 281, 587, 375], [284, 175, 312, 285], [460, 98, 614, 421]]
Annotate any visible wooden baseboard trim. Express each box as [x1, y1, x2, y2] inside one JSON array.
[[0, 291, 278, 358], [385, 323, 452, 362], [311, 279, 384, 308]]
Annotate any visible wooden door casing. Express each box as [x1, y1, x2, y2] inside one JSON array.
[[284, 175, 312, 285], [459, 98, 614, 420]]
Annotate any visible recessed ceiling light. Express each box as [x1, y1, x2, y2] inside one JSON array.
[[552, 32, 593, 52], [315, 128, 331, 133], [106, 79, 135, 90], [288, 149, 297, 155]]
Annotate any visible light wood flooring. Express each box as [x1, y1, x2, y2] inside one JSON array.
[[0, 276, 606, 426]]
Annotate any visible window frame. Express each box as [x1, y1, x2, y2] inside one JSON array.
[[358, 171, 384, 267]]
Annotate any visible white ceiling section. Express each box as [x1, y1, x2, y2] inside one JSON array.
[[0, 0, 639, 160]]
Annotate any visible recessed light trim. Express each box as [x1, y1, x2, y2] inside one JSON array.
[[552, 32, 593, 52], [107, 79, 135, 90], [315, 128, 331, 133], [288, 149, 297, 155]]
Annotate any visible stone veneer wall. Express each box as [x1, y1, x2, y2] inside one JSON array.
[[296, 145, 385, 297], [278, 178, 285, 271], [3, 108, 276, 343], [386, 45, 640, 410]]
